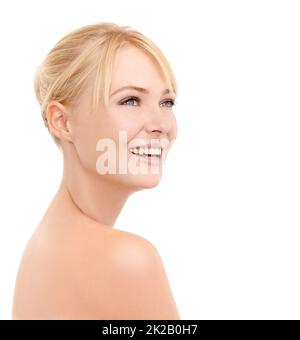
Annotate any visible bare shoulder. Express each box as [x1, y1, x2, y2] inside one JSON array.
[[108, 228, 159, 262], [12, 220, 180, 320], [79, 228, 180, 320]]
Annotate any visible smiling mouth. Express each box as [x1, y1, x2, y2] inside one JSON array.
[[128, 146, 162, 160]]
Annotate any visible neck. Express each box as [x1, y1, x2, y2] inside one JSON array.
[[50, 145, 133, 228]]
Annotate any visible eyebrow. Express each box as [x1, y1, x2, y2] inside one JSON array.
[[110, 85, 175, 97]]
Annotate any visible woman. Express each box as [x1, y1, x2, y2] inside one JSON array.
[[12, 22, 180, 320]]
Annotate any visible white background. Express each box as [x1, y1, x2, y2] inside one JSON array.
[[0, 0, 299, 320]]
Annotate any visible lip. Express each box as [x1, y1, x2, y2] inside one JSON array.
[[128, 138, 169, 150], [128, 149, 162, 167], [128, 143, 164, 150]]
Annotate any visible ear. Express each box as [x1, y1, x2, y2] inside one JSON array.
[[45, 101, 73, 143]]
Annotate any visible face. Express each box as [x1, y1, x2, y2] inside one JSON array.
[[65, 45, 178, 191]]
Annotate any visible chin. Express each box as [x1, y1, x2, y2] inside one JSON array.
[[125, 172, 163, 191], [139, 175, 162, 189]]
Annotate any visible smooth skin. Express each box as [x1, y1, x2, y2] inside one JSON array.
[[12, 45, 180, 320]]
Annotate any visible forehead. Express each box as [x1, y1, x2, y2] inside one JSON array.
[[110, 46, 167, 91]]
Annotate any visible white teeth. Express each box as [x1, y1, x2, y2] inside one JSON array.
[[151, 148, 161, 155], [129, 147, 162, 156]]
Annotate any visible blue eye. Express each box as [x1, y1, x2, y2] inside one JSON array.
[[120, 96, 176, 108], [121, 97, 140, 106], [162, 99, 176, 108]]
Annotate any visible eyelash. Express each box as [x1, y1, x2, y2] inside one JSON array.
[[120, 96, 176, 108]]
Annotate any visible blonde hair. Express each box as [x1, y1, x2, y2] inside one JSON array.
[[34, 22, 178, 148]]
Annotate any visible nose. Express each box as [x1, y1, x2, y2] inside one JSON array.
[[143, 109, 173, 137]]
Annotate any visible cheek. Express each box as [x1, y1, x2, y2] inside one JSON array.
[[169, 114, 178, 141], [108, 109, 145, 145], [72, 111, 143, 170], [72, 114, 109, 170]]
